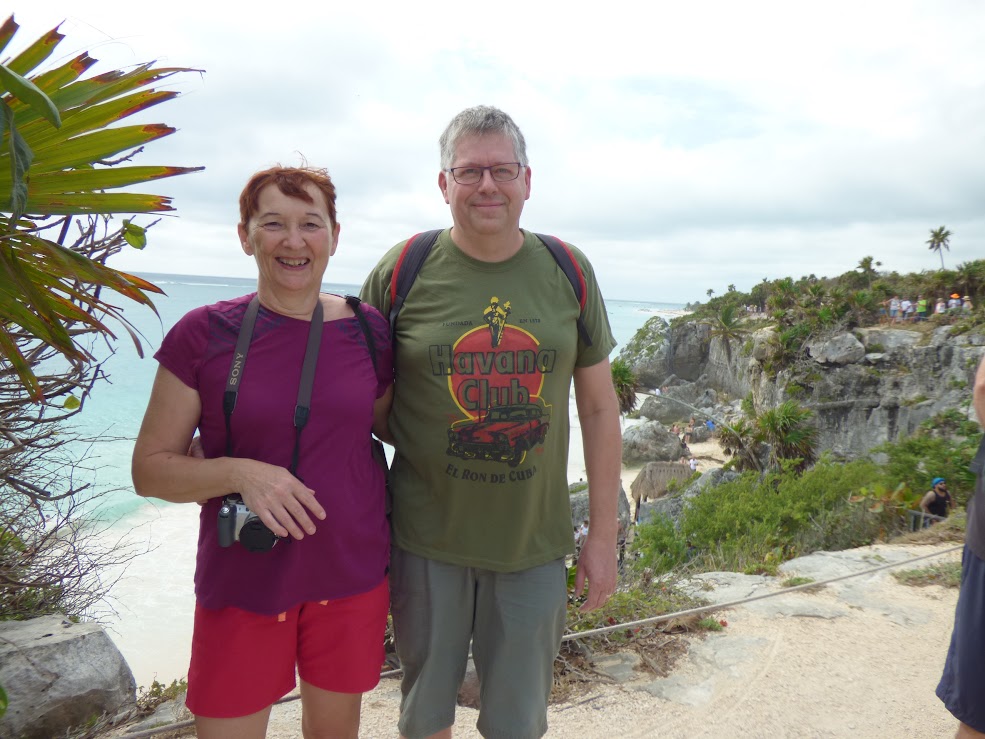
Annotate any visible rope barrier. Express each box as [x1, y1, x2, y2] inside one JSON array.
[[120, 542, 963, 738]]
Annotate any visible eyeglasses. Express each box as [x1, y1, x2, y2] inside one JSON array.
[[445, 162, 523, 185]]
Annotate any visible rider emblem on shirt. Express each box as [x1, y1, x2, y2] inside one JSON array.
[[429, 296, 553, 470]]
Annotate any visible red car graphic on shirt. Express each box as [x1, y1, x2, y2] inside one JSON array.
[[447, 404, 550, 468]]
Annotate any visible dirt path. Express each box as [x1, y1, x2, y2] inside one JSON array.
[[260, 545, 961, 738]]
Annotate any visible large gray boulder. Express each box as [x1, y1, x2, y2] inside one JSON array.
[[854, 328, 921, 355], [622, 421, 686, 465], [638, 395, 685, 425], [807, 333, 866, 365], [0, 616, 136, 739], [569, 484, 631, 531]]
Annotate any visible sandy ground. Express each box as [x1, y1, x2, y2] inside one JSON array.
[[256, 543, 961, 738]]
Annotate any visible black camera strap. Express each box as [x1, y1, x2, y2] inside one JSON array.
[[223, 295, 324, 477]]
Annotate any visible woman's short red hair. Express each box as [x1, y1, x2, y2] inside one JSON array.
[[239, 165, 338, 227]]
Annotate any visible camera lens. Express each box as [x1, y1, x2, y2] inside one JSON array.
[[239, 518, 278, 552]]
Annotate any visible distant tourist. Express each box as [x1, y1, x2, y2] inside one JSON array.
[[963, 296, 974, 313], [689, 457, 698, 473], [936, 297, 947, 315], [936, 353, 985, 736], [889, 295, 901, 323], [920, 477, 954, 524], [900, 297, 913, 322], [916, 295, 929, 321], [949, 293, 962, 312], [705, 419, 716, 433]]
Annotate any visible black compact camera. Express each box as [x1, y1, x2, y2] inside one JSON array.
[[217, 495, 278, 552]]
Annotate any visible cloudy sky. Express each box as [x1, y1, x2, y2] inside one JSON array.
[[17, 1, 985, 303]]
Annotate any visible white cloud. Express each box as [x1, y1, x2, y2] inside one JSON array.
[[12, 0, 985, 301]]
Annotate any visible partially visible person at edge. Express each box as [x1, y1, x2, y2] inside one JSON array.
[[361, 105, 621, 739], [132, 166, 393, 739], [921, 477, 955, 524], [936, 352, 985, 738]]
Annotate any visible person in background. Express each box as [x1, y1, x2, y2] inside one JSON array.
[[920, 477, 954, 525], [964, 296, 974, 313], [900, 297, 913, 322], [916, 295, 929, 321], [889, 295, 901, 323], [936, 297, 948, 315], [360, 105, 620, 739], [132, 166, 393, 739], [949, 293, 963, 312], [936, 352, 985, 738]]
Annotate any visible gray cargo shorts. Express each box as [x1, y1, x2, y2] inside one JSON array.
[[390, 547, 567, 739]]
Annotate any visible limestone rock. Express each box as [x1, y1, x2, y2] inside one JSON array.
[[569, 484, 631, 531], [616, 315, 671, 388], [0, 616, 136, 739], [622, 421, 686, 465], [638, 395, 683, 425], [854, 328, 921, 354], [807, 333, 866, 365]]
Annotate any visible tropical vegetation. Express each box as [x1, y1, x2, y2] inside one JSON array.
[[610, 358, 639, 414], [1, 15, 201, 625]]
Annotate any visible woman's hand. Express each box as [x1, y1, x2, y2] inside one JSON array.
[[233, 459, 327, 540]]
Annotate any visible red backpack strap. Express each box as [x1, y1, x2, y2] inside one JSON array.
[[388, 229, 442, 332], [535, 233, 593, 347]]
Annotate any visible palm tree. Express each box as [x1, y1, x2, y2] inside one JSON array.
[[927, 226, 952, 270], [705, 302, 749, 362], [706, 288, 715, 299], [717, 417, 761, 472], [756, 401, 818, 471], [0, 16, 202, 398], [857, 256, 877, 287], [610, 359, 639, 414]]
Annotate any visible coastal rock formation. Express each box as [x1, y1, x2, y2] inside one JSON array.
[[622, 422, 686, 465], [0, 616, 136, 739], [617, 315, 671, 388], [569, 484, 632, 531], [620, 319, 985, 459]]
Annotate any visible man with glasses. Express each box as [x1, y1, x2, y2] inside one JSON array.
[[361, 105, 621, 739]]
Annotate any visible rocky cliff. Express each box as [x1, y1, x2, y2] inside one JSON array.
[[619, 318, 985, 459]]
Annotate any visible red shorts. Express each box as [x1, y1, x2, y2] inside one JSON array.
[[185, 578, 389, 718]]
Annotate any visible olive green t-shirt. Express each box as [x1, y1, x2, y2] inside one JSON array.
[[361, 229, 615, 571]]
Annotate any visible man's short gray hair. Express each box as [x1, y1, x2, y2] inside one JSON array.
[[439, 106, 528, 170]]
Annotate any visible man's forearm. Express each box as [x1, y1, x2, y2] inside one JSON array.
[[975, 354, 985, 427], [581, 408, 621, 538]]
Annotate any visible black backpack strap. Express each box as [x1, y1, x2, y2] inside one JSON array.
[[347, 296, 392, 510], [535, 233, 593, 347], [345, 295, 378, 375], [388, 229, 443, 333]]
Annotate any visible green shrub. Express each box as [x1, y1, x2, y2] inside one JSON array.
[[632, 459, 906, 576]]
